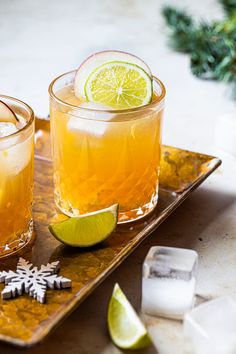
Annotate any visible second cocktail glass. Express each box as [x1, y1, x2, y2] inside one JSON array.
[[49, 71, 165, 223], [0, 95, 34, 257]]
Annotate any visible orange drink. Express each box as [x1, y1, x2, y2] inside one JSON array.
[[49, 70, 165, 223], [0, 96, 34, 256]]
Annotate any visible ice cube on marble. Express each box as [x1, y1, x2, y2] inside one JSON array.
[[183, 296, 236, 354], [0, 122, 17, 138], [67, 101, 115, 137], [142, 246, 198, 319]]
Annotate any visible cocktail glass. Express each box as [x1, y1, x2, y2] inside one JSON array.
[[0, 95, 34, 257], [49, 71, 165, 223]]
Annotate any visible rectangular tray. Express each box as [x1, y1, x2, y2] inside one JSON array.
[[0, 120, 221, 347]]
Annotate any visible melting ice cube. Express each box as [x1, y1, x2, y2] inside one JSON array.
[[184, 296, 236, 354], [142, 246, 198, 319], [67, 101, 115, 137], [0, 122, 17, 138], [0, 118, 31, 175], [0, 138, 32, 175]]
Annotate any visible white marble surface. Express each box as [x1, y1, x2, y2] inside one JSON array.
[[0, 0, 236, 353]]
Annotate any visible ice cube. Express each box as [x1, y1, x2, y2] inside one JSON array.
[[183, 296, 236, 354], [0, 117, 31, 174], [0, 122, 17, 138], [67, 102, 115, 137], [142, 246, 198, 319], [0, 135, 32, 175]]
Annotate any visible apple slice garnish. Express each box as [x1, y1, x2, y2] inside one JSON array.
[[0, 100, 19, 124], [74, 50, 152, 99]]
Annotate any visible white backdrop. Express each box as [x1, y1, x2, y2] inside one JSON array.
[[0, 0, 235, 153]]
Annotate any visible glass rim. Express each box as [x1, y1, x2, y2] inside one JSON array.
[[0, 94, 34, 142], [48, 69, 166, 114]]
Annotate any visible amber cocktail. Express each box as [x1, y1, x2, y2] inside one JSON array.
[[0, 95, 34, 256], [49, 71, 165, 223]]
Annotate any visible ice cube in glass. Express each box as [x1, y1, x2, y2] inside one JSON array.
[[67, 102, 113, 137], [142, 246, 198, 319], [183, 296, 236, 354], [0, 122, 17, 137]]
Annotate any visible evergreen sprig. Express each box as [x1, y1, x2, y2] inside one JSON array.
[[219, 0, 236, 16], [162, 0, 236, 98], [162, 6, 195, 53]]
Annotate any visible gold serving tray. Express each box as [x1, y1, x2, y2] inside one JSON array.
[[0, 119, 221, 347]]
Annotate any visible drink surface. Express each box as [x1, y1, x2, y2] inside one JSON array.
[[51, 84, 163, 222], [0, 115, 34, 254]]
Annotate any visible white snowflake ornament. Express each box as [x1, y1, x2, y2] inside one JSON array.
[[0, 258, 71, 303]]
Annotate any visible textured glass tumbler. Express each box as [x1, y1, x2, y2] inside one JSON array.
[[0, 95, 34, 257], [49, 71, 165, 223]]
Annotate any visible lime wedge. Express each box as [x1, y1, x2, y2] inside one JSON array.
[[48, 204, 118, 247], [84, 61, 153, 109], [108, 284, 151, 349], [74, 50, 152, 99]]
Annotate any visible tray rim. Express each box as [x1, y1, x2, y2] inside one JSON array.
[[0, 147, 221, 348]]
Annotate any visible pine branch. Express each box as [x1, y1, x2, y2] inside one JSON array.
[[190, 23, 235, 79], [218, 15, 236, 39], [219, 0, 236, 17], [162, 6, 196, 53], [162, 3, 236, 98]]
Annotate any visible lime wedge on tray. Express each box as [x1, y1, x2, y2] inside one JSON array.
[[108, 283, 151, 349], [49, 204, 118, 247], [74, 50, 153, 109]]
